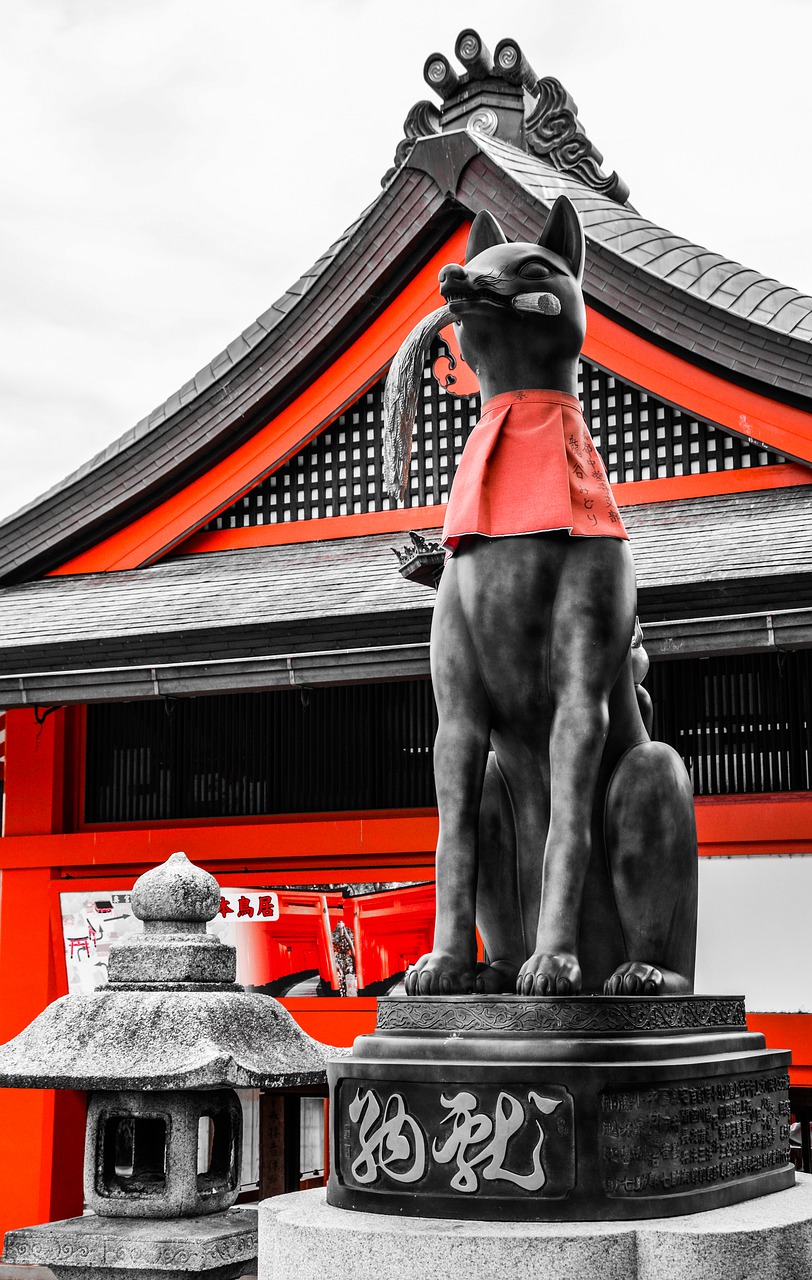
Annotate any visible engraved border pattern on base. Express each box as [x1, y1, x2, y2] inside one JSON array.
[[376, 997, 748, 1034]]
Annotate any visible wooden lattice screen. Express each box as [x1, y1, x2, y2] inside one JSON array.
[[204, 343, 783, 531], [85, 652, 812, 823]]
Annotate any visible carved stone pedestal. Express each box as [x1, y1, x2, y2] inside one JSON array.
[[327, 995, 793, 1221]]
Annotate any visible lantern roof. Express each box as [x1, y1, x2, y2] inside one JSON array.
[[0, 853, 334, 1090]]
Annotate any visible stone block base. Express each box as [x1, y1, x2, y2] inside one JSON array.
[[2, 1207, 257, 1280], [260, 1176, 812, 1280]]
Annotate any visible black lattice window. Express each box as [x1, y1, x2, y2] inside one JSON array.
[[84, 681, 438, 823], [647, 650, 812, 795], [581, 365, 783, 484], [205, 351, 784, 530], [83, 654, 812, 823], [207, 340, 479, 530]]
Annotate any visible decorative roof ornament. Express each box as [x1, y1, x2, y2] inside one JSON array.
[[524, 74, 631, 205], [382, 100, 441, 186], [385, 29, 630, 206]]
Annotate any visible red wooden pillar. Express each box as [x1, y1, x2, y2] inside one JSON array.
[[0, 708, 85, 1240]]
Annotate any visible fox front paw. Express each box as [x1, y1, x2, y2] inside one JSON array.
[[405, 951, 476, 996], [516, 951, 582, 996], [604, 961, 664, 995]]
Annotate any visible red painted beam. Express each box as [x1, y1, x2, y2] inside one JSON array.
[[584, 308, 812, 467], [3, 795, 812, 873], [695, 794, 812, 857], [0, 814, 440, 872], [0, 713, 85, 1242], [2, 709, 67, 837], [175, 462, 811, 557]]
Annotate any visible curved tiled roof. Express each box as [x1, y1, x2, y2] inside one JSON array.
[[2, 115, 811, 584], [0, 167, 453, 581], [474, 134, 812, 343], [452, 144, 812, 405]]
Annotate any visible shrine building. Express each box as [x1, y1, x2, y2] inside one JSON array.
[[2, 29, 812, 1237]]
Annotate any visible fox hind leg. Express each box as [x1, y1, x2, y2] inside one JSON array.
[[603, 741, 697, 995]]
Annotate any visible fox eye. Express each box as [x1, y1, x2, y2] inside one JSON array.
[[518, 261, 552, 280]]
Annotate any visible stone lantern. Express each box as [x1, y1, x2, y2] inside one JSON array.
[[0, 852, 331, 1280]]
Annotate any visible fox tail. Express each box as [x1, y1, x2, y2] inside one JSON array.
[[382, 304, 454, 500]]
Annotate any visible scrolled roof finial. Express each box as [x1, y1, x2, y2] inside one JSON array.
[[130, 850, 221, 925], [455, 29, 494, 78], [494, 38, 538, 92], [467, 107, 499, 137], [526, 76, 631, 204], [423, 52, 460, 99]]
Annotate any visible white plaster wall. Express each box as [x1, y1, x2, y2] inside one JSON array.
[[696, 854, 812, 1012]]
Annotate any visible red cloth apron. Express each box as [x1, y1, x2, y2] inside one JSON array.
[[441, 388, 628, 555]]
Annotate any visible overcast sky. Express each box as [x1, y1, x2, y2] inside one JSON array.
[[2, 0, 811, 521]]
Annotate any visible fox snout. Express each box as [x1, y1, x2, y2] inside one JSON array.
[[438, 262, 470, 296], [439, 261, 561, 317], [439, 261, 517, 299], [439, 261, 531, 307]]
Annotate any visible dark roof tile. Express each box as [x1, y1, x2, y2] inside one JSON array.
[[178, 379, 198, 406], [193, 364, 217, 394], [226, 335, 251, 363], [770, 299, 812, 333], [239, 320, 267, 345], [161, 390, 183, 420], [256, 302, 287, 326], [209, 350, 234, 375], [2, 486, 812, 673]]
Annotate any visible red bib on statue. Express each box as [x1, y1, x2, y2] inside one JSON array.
[[441, 389, 628, 554]]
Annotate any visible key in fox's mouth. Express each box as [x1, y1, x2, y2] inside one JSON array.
[[512, 291, 562, 316], [442, 288, 562, 317]]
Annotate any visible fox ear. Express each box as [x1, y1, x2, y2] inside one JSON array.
[[465, 210, 507, 262], [538, 196, 585, 283]]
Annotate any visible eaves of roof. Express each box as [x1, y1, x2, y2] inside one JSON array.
[[474, 136, 812, 337], [2, 486, 812, 704]]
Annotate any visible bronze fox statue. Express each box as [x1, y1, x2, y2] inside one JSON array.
[[391, 197, 697, 998]]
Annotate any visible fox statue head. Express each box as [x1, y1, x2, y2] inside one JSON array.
[[438, 195, 586, 402], [382, 196, 587, 499]]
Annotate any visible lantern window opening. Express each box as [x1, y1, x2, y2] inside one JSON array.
[[197, 1113, 239, 1197], [101, 1112, 168, 1197]]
